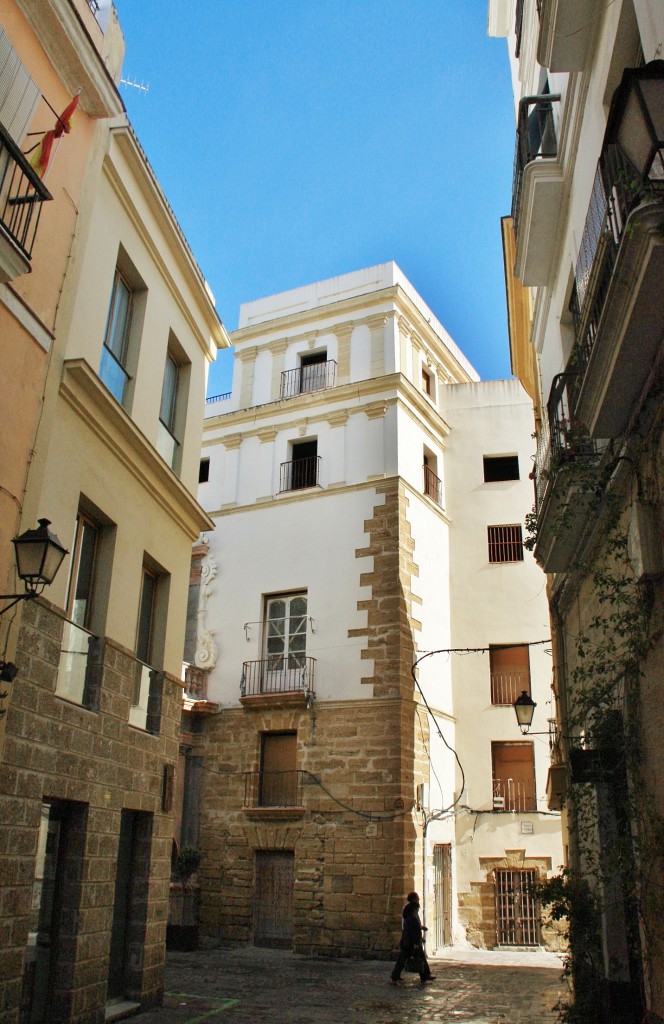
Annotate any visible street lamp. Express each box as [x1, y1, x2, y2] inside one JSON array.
[[514, 690, 537, 734], [607, 60, 664, 182], [1, 518, 68, 614], [0, 519, 67, 696]]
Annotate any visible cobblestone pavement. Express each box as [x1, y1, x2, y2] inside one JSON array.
[[136, 945, 569, 1024]]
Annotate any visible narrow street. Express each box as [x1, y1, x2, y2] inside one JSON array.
[[132, 946, 569, 1024]]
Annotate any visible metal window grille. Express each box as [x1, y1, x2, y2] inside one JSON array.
[[423, 464, 442, 506], [495, 869, 539, 946], [488, 525, 524, 563]]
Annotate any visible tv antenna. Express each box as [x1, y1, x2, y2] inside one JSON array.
[[120, 76, 150, 95]]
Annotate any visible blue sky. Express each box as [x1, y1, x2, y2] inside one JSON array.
[[114, 2, 514, 395]]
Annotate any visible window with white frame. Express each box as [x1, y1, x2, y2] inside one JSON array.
[[100, 268, 133, 404], [264, 593, 308, 672]]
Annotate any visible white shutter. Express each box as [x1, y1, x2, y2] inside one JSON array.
[[0, 28, 41, 144]]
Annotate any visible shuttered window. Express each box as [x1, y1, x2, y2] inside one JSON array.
[[488, 525, 524, 563]]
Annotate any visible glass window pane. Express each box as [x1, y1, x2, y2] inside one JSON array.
[[71, 519, 97, 627], [105, 274, 131, 364], [160, 354, 178, 429], [136, 570, 156, 665]]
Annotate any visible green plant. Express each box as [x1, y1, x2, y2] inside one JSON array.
[[176, 845, 202, 887], [536, 870, 604, 1024]]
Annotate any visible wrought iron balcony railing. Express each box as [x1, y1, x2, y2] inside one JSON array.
[[279, 455, 320, 491], [241, 656, 316, 698], [511, 93, 560, 232], [532, 372, 599, 515], [0, 121, 52, 264], [244, 769, 305, 808], [205, 392, 231, 404], [492, 777, 537, 813], [280, 359, 337, 399], [569, 143, 664, 389], [423, 464, 442, 506]]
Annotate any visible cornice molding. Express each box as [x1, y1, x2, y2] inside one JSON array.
[[59, 359, 213, 538], [17, 0, 124, 118], [105, 128, 227, 358]]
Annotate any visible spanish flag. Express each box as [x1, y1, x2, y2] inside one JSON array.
[[30, 92, 80, 178]]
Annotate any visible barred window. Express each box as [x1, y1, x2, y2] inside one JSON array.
[[488, 525, 524, 563]]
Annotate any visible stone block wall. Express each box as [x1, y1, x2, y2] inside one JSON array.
[[457, 850, 566, 951], [0, 598, 181, 1024], [197, 696, 427, 958], [195, 479, 430, 959]]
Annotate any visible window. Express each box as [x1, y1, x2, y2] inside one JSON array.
[[496, 869, 539, 946], [423, 450, 442, 506], [280, 352, 336, 398], [156, 352, 180, 467], [299, 351, 328, 393], [490, 644, 530, 705], [136, 566, 157, 669], [492, 742, 536, 812], [58, 506, 114, 707], [264, 593, 307, 671], [483, 455, 520, 482], [488, 525, 524, 563], [280, 439, 319, 491], [100, 269, 133, 404], [199, 458, 210, 483], [66, 512, 99, 629], [130, 561, 169, 731], [260, 732, 297, 806], [422, 367, 432, 396]]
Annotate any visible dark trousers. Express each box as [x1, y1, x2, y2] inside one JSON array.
[[390, 945, 430, 981]]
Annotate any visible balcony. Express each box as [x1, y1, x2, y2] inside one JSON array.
[[567, 63, 664, 440], [512, 93, 563, 285], [280, 359, 337, 399], [423, 463, 442, 506], [546, 720, 567, 811], [56, 619, 102, 711], [241, 656, 315, 708], [492, 777, 536, 813], [0, 122, 52, 282], [532, 373, 603, 572], [537, 0, 597, 71], [279, 455, 320, 492]]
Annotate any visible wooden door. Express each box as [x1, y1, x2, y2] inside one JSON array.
[[253, 851, 294, 948]]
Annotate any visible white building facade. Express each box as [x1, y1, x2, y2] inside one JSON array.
[[190, 263, 563, 956]]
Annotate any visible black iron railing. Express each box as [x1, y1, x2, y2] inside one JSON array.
[[205, 392, 231, 403], [423, 464, 442, 506], [511, 93, 560, 232], [532, 372, 599, 514], [241, 656, 315, 698], [280, 359, 337, 399], [244, 770, 306, 808], [0, 122, 51, 261], [569, 143, 664, 387], [279, 455, 320, 491]]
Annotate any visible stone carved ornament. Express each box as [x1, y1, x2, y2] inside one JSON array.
[[194, 536, 218, 671]]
